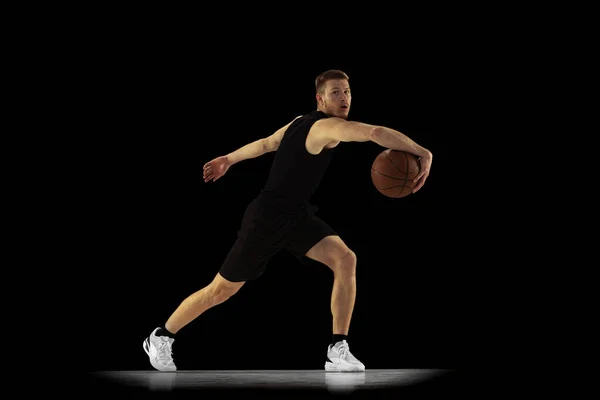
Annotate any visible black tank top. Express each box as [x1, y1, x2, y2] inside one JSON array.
[[257, 110, 334, 212]]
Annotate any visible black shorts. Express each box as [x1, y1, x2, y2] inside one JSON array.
[[219, 197, 337, 282]]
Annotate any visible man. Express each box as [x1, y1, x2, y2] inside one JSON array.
[[143, 69, 433, 372]]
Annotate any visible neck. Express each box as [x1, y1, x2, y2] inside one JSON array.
[[317, 107, 331, 117]]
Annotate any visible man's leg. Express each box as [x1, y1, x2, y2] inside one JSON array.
[[304, 234, 365, 372], [143, 272, 244, 371], [165, 272, 245, 333], [144, 204, 276, 372], [304, 235, 357, 337]]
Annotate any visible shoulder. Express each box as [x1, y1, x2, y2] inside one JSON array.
[[298, 110, 329, 122], [310, 116, 347, 137]]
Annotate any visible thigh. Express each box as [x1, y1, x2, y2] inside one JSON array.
[[220, 201, 296, 281], [284, 215, 338, 265], [219, 234, 282, 282]]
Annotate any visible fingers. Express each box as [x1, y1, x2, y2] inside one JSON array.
[[204, 175, 219, 183], [413, 165, 430, 182], [203, 169, 221, 183], [412, 179, 424, 193], [413, 171, 424, 182], [203, 161, 213, 182], [413, 177, 425, 192], [203, 165, 214, 182], [412, 169, 430, 193], [412, 174, 428, 192]]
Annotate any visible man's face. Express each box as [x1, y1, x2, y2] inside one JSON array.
[[318, 79, 351, 119]]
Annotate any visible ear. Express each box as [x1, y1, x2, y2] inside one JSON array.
[[315, 93, 323, 105]]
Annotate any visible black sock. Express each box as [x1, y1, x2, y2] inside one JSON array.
[[156, 325, 176, 339], [331, 334, 347, 347]]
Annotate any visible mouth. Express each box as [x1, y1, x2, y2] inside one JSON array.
[[341, 105, 348, 109]]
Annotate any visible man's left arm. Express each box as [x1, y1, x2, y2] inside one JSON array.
[[226, 115, 302, 165], [203, 115, 302, 183]]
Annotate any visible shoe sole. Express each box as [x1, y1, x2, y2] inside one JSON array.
[[325, 362, 365, 372]]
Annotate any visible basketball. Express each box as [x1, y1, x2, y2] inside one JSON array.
[[371, 149, 420, 198]]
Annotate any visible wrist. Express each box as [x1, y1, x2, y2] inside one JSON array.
[[418, 149, 432, 159], [225, 154, 236, 165]]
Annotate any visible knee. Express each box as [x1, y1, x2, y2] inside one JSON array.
[[329, 249, 357, 275], [209, 280, 242, 305]]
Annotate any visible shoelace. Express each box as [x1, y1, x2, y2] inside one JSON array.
[[337, 342, 358, 362], [158, 339, 174, 364], [337, 343, 349, 360]]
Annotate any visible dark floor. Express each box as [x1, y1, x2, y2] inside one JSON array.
[[82, 369, 466, 398]]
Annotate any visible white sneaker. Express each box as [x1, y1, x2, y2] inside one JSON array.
[[325, 340, 366, 372], [143, 327, 177, 372]]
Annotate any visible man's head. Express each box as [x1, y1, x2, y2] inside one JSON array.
[[315, 69, 351, 119]]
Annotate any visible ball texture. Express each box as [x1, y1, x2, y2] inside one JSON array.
[[371, 149, 420, 198]]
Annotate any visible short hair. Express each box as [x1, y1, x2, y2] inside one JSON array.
[[315, 69, 349, 94]]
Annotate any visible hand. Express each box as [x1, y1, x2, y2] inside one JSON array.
[[203, 155, 231, 183], [412, 152, 432, 193]]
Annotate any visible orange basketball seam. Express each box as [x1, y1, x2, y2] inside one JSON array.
[[383, 151, 419, 174], [383, 151, 410, 189], [370, 168, 411, 181]]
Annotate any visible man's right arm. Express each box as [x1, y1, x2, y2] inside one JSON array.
[[314, 117, 433, 191], [316, 117, 432, 159]]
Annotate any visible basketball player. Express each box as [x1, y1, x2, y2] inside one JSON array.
[[143, 70, 433, 372]]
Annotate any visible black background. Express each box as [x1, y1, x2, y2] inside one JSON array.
[[76, 30, 485, 380]]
